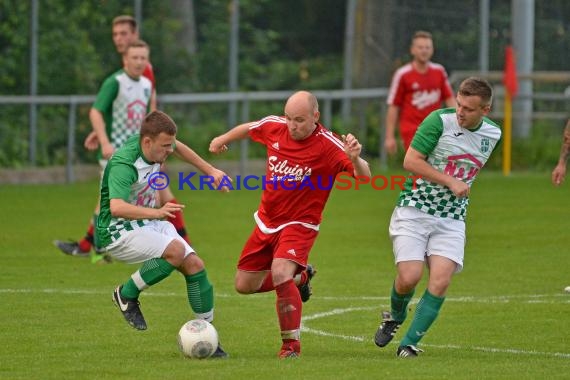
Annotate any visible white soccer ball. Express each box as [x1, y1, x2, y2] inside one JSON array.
[[177, 319, 219, 359]]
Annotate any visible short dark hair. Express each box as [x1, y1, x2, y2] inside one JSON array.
[[412, 30, 432, 41], [112, 15, 137, 32], [140, 111, 177, 139], [126, 39, 149, 53], [458, 77, 493, 106]]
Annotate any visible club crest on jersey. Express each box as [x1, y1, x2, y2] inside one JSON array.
[[126, 100, 147, 130], [480, 138, 490, 153]]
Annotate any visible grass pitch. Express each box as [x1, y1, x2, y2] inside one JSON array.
[[0, 170, 568, 379]]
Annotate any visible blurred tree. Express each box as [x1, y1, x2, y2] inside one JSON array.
[[1, 0, 570, 168], [353, 0, 396, 88]]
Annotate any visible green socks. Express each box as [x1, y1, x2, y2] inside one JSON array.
[[121, 258, 176, 299], [391, 285, 415, 323], [119, 262, 215, 322], [185, 269, 214, 321], [400, 289, 445, 347]]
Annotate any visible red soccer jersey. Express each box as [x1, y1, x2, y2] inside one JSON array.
[[142, 62, 156, 89], [387, 62, 453, 135], [248, 116, 355, 230]]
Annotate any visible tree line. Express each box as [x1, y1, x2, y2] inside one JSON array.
[[1, 0, 569, 167]]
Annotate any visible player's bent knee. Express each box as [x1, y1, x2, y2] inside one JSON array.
[[163, 239, 187, 267], [234, 282, 255, 294], [396, 273, 422, 293], [178, 253, 204, 274], [427, 279, 451, 296], [234, 276, 259, 294]]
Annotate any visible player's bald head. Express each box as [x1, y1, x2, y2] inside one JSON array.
[[285, 91, 319, 114]]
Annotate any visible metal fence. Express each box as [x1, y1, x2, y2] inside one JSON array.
[[0, 82, 569, 183], [0, 89, 388, 182]]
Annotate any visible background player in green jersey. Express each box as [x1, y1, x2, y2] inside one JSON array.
[[98, 110, 229, 358], [374, 77, 502, 358], [55, 16, 192, 260], [54, 40, 152, 263]]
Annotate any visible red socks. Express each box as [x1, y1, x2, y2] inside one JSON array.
[[166, 197, 191, 244], [78, 223, 94, 252], [259, 269, 309, 293], [275, 279, 302, 346], [298, 270, 309, 285], [257, 272, 275, 293]]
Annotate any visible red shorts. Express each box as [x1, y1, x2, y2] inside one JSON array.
[[237, 224, 318, 274]]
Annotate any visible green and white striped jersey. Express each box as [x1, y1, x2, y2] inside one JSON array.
[[397, 108, 502, 221], [96, 135, 160, 248], [93, 69, 152, 155]]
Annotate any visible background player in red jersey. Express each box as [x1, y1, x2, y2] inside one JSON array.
[[209, 91, 371, 358], [54, 16, 190, 260], [384, 31, 456, 156]]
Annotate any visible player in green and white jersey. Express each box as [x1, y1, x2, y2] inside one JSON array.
[[53, 40, 152, 262], [374, 77, 502, 358], [98, 110, 230, 358], [55, 35, 192, 260], [92, 39, 153, 163]]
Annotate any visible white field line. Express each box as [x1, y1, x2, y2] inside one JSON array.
[[300, 306, 570, 359], [0, 288, 569, 303], [1, 287, 568, 358]]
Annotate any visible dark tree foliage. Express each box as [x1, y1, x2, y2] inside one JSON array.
[[1, 0, 569, 167]]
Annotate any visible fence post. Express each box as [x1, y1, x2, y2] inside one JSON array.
[[239, 99, 250, 176], [323, 97, 332, 129], [66, 99, 77, 183]]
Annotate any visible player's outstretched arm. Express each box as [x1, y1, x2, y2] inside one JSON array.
[[342, 133, 371, 178], [384, 105, 400, 156], [90, 108, 114, 159], [173, 140, 232, 191], [110, 198, 183, 220], [552, 163, 567, 186], [209, 123, 251, 154]]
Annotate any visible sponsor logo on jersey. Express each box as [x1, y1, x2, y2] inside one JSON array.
[[411, 89, 442, 110], [443, 154, 482, 181], [268, 156, 312, 181]]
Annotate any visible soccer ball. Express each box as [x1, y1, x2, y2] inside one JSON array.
[[177, 319, 219, 359]]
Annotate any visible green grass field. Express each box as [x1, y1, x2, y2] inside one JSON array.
[[1, 170, 568, 379]]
